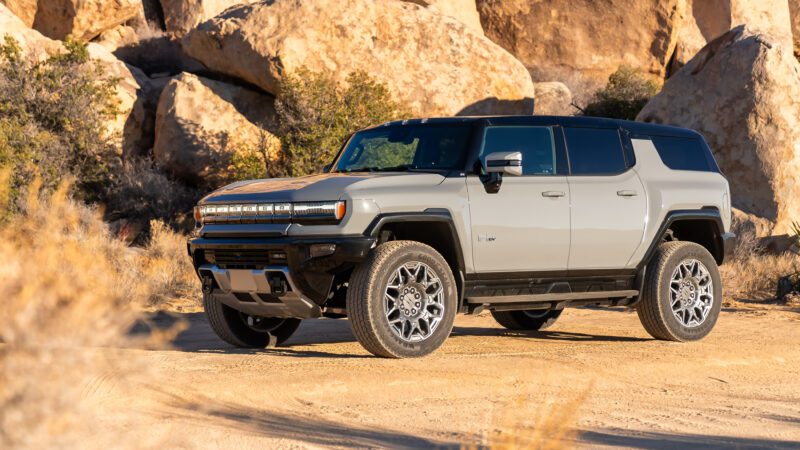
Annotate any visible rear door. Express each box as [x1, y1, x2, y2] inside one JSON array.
[[564, 127, 647, 270], [467, 125, 571, 273]]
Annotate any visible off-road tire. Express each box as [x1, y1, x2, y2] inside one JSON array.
[[204, 294, 302, 348], [637, 241, 722, 341], [490, 309, 563, 331], [346, 241, 458, 358]]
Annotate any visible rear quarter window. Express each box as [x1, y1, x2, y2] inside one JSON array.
[[650, 135, 718, 172]]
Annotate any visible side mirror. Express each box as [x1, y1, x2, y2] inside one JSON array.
[[482, 151, 522, 194], [485, 151, 523, 176]]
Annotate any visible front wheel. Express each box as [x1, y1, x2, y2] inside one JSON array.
[[491, 309, 563, 331], [204, 294, 302, 348], [637, 241, 722, 341], [346, 241, 458, 358]]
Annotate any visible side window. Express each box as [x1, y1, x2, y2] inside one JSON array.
[[480, 126, 556, 175], [650, 135, 715, 172], [564, 127, 627, 175]]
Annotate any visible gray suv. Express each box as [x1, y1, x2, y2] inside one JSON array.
[[188, 116, 736, 358]]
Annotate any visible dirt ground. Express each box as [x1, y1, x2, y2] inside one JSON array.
[[102, 305, 800, 449]]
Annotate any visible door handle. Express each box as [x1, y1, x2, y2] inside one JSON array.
[[617, 190, 638, 197], [542, 191, 566, 198]]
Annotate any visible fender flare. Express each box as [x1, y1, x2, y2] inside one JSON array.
[[633, 208, 727, 302], [364, 211, 467, 307]]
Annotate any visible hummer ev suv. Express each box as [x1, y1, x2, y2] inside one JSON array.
[[188, 116, 736, 358]]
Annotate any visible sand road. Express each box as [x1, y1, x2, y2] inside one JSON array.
[[108, 306, 800, 449]]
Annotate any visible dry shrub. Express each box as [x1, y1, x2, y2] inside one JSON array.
[[107, 158, 200, 230], [0, 177, 190, 449], [466, 381, 591, 450], [140, 220, 199, 308], [721, 216, 800, 302]]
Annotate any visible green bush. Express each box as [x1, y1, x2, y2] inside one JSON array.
[[268, 68, 408, 177], [0, 36, 119, 214], [581, 67, 659, 120]]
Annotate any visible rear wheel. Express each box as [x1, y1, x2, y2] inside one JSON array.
[[204, 294, 302, 348], [637, 241, 722, 341], [491, 309, 563, 331], [347, 241, 457, 358]]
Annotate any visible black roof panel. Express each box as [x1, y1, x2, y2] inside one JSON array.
[[368, 115, 702, 139]]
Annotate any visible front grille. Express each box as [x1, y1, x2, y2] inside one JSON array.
[[207, 249, 273, 269]]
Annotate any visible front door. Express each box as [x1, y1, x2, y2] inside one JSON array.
[[467, 126, 571, 273]]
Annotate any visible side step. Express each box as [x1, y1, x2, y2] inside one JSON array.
[[466, 289, 639, 305]]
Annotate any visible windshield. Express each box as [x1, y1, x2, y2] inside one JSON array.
[[332, 124, 473, 173]]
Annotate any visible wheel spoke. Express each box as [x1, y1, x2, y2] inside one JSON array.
[[670, 258, 714, 328], [383, 260, 445, 343]]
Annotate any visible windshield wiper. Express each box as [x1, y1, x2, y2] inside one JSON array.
[[372, 164, 418, 172], [339, 164, 445, 173], [338, 166, 376, 173]]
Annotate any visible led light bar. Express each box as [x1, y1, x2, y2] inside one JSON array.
[[195, 201, 346, 225]]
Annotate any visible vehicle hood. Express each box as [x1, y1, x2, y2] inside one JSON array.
[[200, 173, 447, 204]]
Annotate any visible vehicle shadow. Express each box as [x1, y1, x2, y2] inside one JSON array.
[[132, 311, 650, 358], [450, 326, 651, 343], [132, 312, 367, 358]]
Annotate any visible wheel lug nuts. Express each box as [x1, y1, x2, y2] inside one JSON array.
[[415, 302, 420, 307], [411, 309, 417, 314], [415, 294, 420, 299]]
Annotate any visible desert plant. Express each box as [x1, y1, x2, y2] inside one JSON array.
[[229, 129, 281, 182], [139, 220, 200, 308], [271, 68, 408, 177], [106, 157, 200, 230], [0, 36, 119, 215], [0, 175, 195, 448], [579, 67, 659, 120]]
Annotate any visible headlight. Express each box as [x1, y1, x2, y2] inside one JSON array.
[[194, 200, 346, 225], [292, 201, 346, 221]]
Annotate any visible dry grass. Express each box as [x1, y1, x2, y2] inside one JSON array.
[[465, 381, 592, 450], [0, 177, 193, 449], [721, 218, 800, 303], [139, 220, 199, 309]]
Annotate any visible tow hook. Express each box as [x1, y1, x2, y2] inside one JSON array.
[[269, 275, 287, 295], [201, 275, 214, 295]]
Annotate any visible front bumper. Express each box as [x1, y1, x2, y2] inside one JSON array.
[[188, 235, 376, 317]]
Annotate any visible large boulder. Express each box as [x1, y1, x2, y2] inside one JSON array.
[[153, 73, 280, 186], [476, 0, 683, 104], [0, 0, 36, 26], [533, 82, 573, 116], [670, 0, 794, 75], [27, 0, 140, 42], [160, 0, 256, 37], [182, 0, 535, 117], [0, 3, 61, 60], [402, 0, 483, 35], [637, 26, 800, 234], [87, 43, 154, 157]]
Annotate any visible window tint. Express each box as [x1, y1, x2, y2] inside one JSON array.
[[480, 126, 556, 175], [564, 127, 626, 175], [650, 135, 715, 172]]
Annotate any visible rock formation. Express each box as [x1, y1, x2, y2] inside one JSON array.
[[638, 26, 800, 233], [182, 0, 535, 116]]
